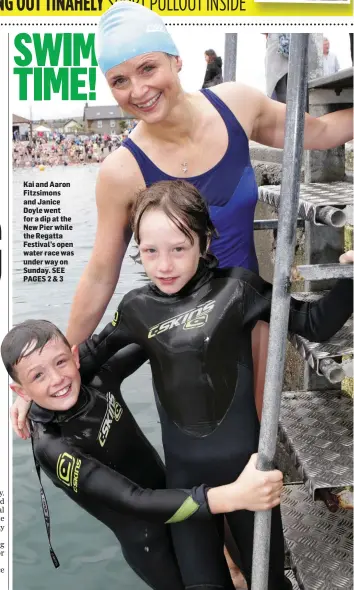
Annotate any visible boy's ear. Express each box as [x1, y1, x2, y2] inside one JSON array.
[[71, 345, 80, 369], [10, 383, 32, 402]]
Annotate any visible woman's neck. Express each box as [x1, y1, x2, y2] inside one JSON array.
[[139, 91, 203, 147]]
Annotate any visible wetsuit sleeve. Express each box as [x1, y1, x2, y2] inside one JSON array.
[[104, 345, 148, 382], [35, 435, 211, 524], [242, 273, 353, 342], [79, 298, 138, 383]]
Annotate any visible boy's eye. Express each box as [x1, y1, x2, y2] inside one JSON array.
[[34, 372, 43, 381], [57, 359, 66, 366], [142, 65, 154, 74], [174, 247, 184, 253]]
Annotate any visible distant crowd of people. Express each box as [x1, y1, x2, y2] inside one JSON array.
[[12, 131, 132, 169]]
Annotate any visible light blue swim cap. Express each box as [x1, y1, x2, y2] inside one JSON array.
[[97, 2, 179, 76]]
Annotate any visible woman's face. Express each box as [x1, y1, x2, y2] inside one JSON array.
[[106, 52, 182, 124], [138, 208, 201, 295]]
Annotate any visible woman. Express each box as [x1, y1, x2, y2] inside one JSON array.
[[61, 2, 352, 355], [77, 179, 353, 590], [202, 49, 223, 89]]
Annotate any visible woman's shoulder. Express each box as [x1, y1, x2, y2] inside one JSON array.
[[97, 143, 145, 203], [210, 82, 265, 138]]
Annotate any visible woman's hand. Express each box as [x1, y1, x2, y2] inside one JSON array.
[[10, 397, 31, 439]]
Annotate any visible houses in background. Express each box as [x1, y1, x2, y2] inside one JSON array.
[[12, 114, 31, 140], [83, 104, 132, 135], [13, 102, 134, 139]]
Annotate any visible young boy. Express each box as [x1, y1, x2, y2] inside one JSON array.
[[76, 180, 353, 590], [2, 319, 283, 590]]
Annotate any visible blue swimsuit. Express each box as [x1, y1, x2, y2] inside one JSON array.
[[123, 88, 259, 273]]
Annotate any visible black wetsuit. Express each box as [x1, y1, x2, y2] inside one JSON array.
[[30, 345, 212, 590], [79, 258, 353, 590]]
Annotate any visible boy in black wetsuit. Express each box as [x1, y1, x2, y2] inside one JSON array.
[[74, 180, 353, 590], [2, 320, 284, 590]]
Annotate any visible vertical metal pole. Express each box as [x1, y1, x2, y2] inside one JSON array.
[[251, 34, 309, 590], [224, 34, 237, 82]]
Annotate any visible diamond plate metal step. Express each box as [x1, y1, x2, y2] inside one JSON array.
[[279, 391, 353, 497], [282, 484, 353, 590], [289, 291, 353, 383], [258, 181, 352, 226], [285, 569, 300, 590]]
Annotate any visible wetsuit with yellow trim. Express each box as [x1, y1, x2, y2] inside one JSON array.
[[30, 346, 212, 590], [79, 257, 353, 590]]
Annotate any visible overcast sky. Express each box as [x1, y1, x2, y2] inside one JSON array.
[[11, 30, 352, 121]]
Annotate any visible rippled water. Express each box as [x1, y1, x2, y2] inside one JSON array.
[[13, 165, 162, 590]]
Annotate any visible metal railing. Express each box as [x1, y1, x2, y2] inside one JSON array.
[[251, 34, 310, 590]]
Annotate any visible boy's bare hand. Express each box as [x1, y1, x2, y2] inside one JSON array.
[[207, 454, 283, 515], [230, 454, 283, 512], [10, 397, 31, 439], [339, 250, 354, 264]]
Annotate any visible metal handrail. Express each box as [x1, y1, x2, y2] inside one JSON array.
[[295, 263, 353, 281], [251, 34, 310, 590]]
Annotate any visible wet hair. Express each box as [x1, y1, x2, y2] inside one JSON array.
[[131, 180, 218, 260], [205, 49, 218, 61], [1, 319, 70, 382]]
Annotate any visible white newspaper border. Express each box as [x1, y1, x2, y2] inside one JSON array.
[[3, 16, 352, 590]]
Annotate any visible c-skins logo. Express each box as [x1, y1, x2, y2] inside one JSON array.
[[56, 452, 81, 493], [148, 300, 215, 339], [98, 392, 123, 447]]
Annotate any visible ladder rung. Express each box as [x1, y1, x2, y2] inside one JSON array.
[[295, 263, 353, 281], [253, 219, 304, 231]]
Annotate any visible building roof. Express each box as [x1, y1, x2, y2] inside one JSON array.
[[83, 105, 132, 121], [13, 114, 31, 124], [63, 118, 80, 126]]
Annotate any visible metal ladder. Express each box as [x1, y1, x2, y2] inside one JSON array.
[[250, 35, 353, 590]]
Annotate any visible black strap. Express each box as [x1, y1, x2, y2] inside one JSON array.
[[31, 437, 60, 568]]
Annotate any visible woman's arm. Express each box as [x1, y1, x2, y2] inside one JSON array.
[[216, 82, 353, 150], [66, 150, 142, 346], [252, 90, 353, 150]]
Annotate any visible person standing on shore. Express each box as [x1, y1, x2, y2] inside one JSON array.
[[323, 37, 340, 77], [202, 49, 224, 88]]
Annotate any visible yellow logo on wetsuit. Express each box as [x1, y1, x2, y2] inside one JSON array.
[[56, 452, 81, 493], [98, 392, 123, 447], [148, 300, 215, 339], [111, 311, 119, 327]]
